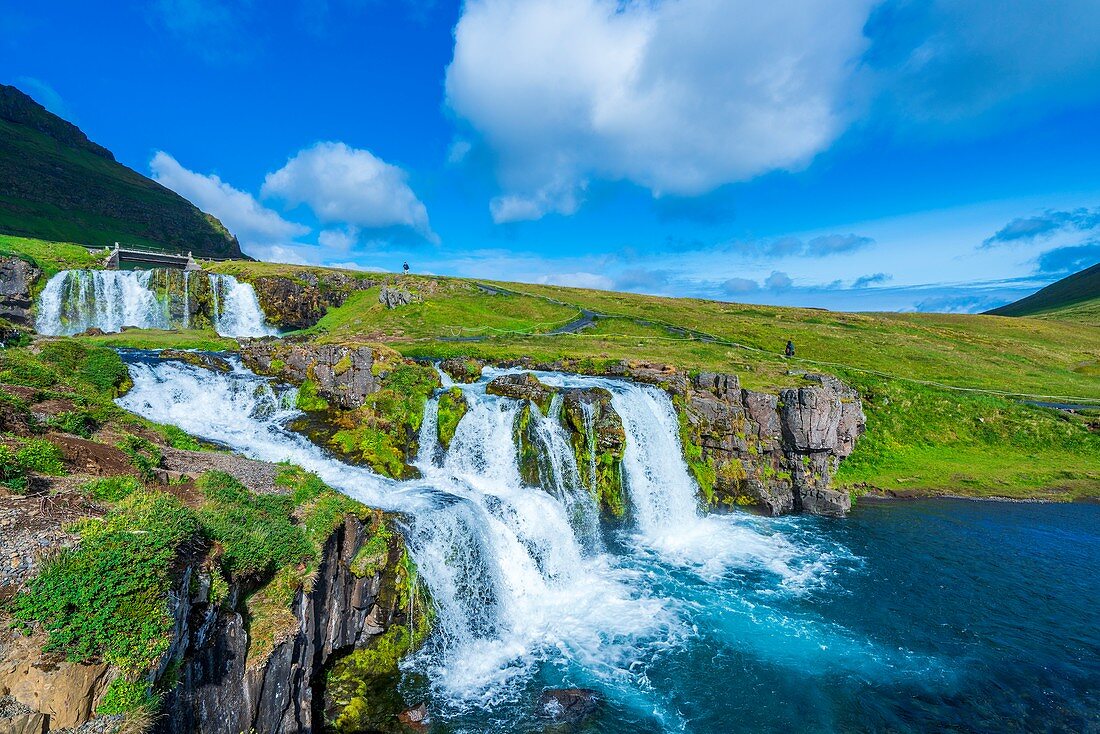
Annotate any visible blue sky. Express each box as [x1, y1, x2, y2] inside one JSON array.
[[3, 0, 1100, 312]]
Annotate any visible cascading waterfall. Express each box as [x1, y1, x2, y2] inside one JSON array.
[[34, 269, 276, 338], [207, 273, 279, 337], [116, 356, 902, 730]]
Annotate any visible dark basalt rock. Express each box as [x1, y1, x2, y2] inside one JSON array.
[[245, 272, 379, 330], [439, 356, 485, 383], [155, 515, 410, 734], [379, 285, 415, 309], [241, 340, 388, 410], [540, 688, 602, 722], [0, 257, 40, 326]]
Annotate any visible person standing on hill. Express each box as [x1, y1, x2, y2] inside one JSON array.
[[402, 261, 410, 275], [785, 339, 795, 358]]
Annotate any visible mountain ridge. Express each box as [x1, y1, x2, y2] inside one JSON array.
[[0, 84, 243, 258], [986, 262, 1100, 322]]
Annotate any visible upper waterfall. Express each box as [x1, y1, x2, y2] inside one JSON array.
[[34, 269, 277, 338]]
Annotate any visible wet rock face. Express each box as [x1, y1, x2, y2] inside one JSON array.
[[486, 372, 557, 414], [439, 357, 485, 383], [540, 688, 602, 723], [680, 370, 865, 517], [156, 516, 409, 734], [0, 257, 40, 326], [241, 341, 384, 410], [247, 272, 379, 330]]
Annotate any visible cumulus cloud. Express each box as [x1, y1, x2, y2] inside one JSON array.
[[722, 277, 759, 294], [262, 142, 436, 242], [983, 207, 1100, 247], [764, 271, 793, 290], [852, 272, 892, 288], [150, 151, 309, 244], [446, 0, 874, 221]]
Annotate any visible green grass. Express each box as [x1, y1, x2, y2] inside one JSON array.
[[74, 329, 239, 352], [0, 234, 98, 277]]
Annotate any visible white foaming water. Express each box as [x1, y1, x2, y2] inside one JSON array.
[[34, 269, 276, 338], [36, 270, 169, 335], [117, 357, 677, 708], [208, 273, 278, 337]]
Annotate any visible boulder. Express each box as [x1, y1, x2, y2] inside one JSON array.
[[378, 285, 415, 309], [241, 341, 388, 410], [0, 633, 111, 729], [439, 357, 485, 383], [0, 258, 40, 326], [486, 373, 556, 414], [539, 688, 601, 723]]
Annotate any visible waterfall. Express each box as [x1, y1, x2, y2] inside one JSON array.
[[36, 270, 169, 335], [34, 269, 276, 338], [116, 356, 834, 714], [208, 273, 278, 337]]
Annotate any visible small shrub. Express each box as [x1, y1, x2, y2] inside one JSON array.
[[161, 425, 202, 451], [118, 434, 162, 482], [196, 471, 315, 579], [0, 444, 28, 493], [96, 677, 160, 715], [49, 410, 98, 438], [16, 438, 66, 475], [10, 491, 199, 675], [83, 476, 144, 503]]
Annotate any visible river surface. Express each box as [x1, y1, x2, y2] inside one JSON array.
[[115, 354, 1100, 733]]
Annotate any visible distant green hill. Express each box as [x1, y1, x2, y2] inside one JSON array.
[[985, 262, 1100, 323], [0, 84, 243, 258]]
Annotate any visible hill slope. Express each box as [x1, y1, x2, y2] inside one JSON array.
[[0, 84, 243, 258], [985, 262, 1100, 322]]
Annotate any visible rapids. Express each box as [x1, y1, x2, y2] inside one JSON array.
[[114, 355, 1100, 733]]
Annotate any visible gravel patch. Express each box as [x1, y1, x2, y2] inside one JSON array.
[[162, 448, 283, 495]]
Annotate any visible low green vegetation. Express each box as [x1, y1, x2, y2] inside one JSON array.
[[986, 262, 1099, 323], [75, 329, 238, 352], [0, 234, 98, 278], [435, 387, 467, 450]]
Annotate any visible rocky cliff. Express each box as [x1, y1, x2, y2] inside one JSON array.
[[227, 269, 380, 331], [156, 513, 418, 734], [0, 257, 40, 326]]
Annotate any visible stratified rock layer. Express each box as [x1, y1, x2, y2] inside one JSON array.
[[0, 257, 40, 325]]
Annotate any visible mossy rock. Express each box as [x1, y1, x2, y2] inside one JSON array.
[[486, 372, 555, 415], [560, 387, 627, 518], [436, 387, 467, 450]]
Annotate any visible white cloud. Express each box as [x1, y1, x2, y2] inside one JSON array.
[[262, 141, 436, 242], [764, 271, 793, 290], [317, 226, 359, 251], [446, 0, 874, 221], [536, 271, 614, 290], [150, 151, 309, 245]]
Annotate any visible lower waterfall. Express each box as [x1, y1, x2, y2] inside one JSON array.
[[34, 269, 277, 338], [116, 356, 942, 731]]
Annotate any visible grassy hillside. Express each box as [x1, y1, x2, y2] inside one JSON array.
[[986, 262, 1100, 323], [10, 249, 1092, 501], [0, 84, 243, 258]]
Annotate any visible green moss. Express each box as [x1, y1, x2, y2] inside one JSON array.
[[513, 403, 543, 487], [296, 379, 330, 411], [334, 354, 353, 375], [326, 626, 416, 733], [269, 358, 286, 374], [244, 565, 303, 667], [0, 444, 28, 493], [96, 677, 160, 715], [672, 396, 717, 506], [331, 421, 409, 479], [350, 518, 393, 578], [435, 387, 467, 450]]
